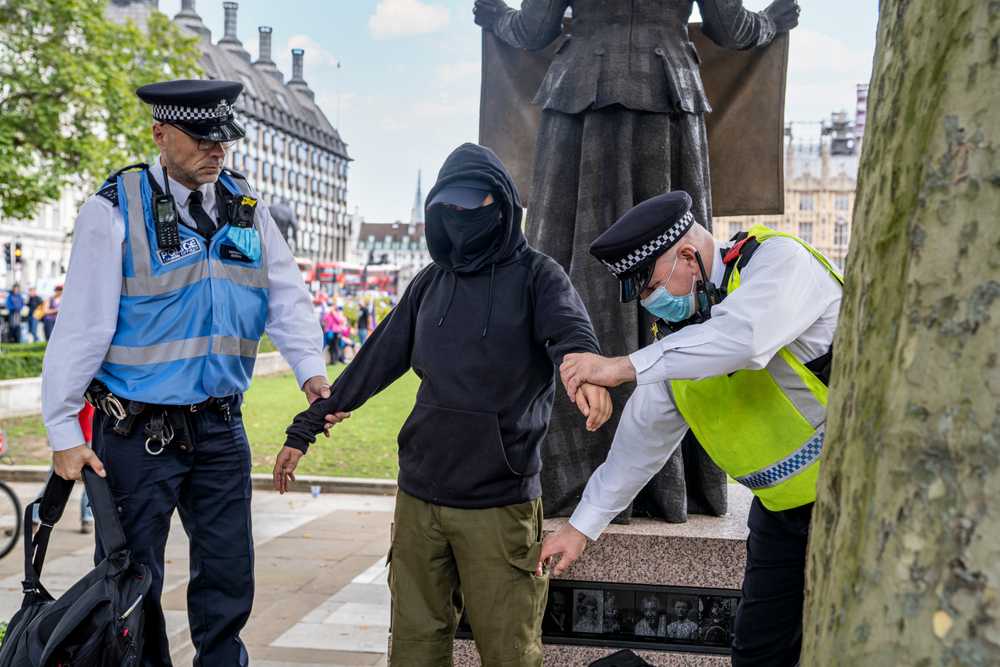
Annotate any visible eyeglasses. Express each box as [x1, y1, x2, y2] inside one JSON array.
[[165, 123, 238, 151], [196, 138, 238, 151]]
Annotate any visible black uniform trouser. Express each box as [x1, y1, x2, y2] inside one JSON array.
[[731, 497, 813, 667], [93, 395, 253, 667]]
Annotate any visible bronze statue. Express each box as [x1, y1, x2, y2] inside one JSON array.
[[474, 0, 799, 522]]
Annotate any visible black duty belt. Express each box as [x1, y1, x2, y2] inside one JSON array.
[[85, 379, 231, 455]]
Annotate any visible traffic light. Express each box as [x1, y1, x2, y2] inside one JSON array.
[[14, 243, 21, 260], [3, 243, 9, 270]]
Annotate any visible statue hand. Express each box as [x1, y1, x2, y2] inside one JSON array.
[[473, 0, 505, 31], [763, 0, 800, 32]]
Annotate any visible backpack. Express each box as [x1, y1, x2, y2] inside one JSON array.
[[0, 467, 151, 667]]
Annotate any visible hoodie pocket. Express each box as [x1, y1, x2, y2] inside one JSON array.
[[397, 403, 515, 504]]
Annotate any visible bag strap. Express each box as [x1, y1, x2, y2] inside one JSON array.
[[82, 466, 127, 556], [22, 473, 74, 592], [21, 468, 127, 595]]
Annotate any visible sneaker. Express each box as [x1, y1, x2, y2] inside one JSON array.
[[81, 521, 94, 534]]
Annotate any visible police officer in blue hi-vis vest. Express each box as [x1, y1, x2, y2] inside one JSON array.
[[536, 191, 844, 667], [41, 79, 337, 667]]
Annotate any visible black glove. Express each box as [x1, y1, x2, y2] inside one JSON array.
[[763, 0, 800, 32], [473, 0, 506, 31]]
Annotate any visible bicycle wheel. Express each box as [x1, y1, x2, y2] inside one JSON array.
[[0, 480, 23, 559]]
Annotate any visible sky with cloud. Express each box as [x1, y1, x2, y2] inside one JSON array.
[[157, 0, 878, 224]]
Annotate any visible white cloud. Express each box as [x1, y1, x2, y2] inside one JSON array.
[[412, 96, 478, 119], [435, 61, 481, 88], [368, 0, 451, 40], [785, 80, 867, 124], [788, 29, 874, 75], [273, 34, 340, 75]]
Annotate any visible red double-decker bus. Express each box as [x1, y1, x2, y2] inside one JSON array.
[[316, 262, 398, 296], [295, 257, 316, 284]]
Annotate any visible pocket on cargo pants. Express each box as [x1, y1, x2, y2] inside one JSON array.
[[509, 540, 549, 650]]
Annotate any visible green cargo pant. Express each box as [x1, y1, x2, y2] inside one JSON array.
[[388, 490, 548, 667]]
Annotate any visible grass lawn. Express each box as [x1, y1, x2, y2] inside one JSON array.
[[243, 365, 417, 478], [0, 364, 419, 479]]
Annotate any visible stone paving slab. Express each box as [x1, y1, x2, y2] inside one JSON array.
[[0, 481, 394, 667]]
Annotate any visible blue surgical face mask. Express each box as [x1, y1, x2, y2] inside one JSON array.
[[641, 277, 697, 322], [640, 254, 706, 322]]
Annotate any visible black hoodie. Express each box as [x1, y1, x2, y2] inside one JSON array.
[[283, 143, 600, 509]]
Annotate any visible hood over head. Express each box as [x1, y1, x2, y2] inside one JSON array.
[[424, 143, 525, 273]]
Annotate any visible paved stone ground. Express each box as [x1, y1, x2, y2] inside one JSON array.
[[0, 482, 395, 667]]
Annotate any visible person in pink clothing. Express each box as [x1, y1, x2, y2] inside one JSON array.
[[322, 306, 353, 364]]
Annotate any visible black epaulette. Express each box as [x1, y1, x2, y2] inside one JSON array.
[[222, 167, 248, 181], [95, 182, 119, 207], [95, 162, 150, 207]]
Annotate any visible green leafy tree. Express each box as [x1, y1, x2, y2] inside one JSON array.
[[0, 0, 202, 220]]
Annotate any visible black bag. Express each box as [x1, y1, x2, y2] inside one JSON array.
[[0, 467, 151, 667]]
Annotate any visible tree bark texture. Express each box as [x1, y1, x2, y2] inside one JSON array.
[[802, 0, 1000, 664]]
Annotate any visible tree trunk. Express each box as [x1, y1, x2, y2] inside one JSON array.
[[801, 0, 1000, 664]]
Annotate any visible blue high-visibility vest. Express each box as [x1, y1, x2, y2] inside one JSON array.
[[95, 167, 270, 405]]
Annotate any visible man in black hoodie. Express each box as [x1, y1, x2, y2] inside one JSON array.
[[275, 143, 609, 666]]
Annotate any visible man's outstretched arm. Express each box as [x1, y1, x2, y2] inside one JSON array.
[[538, 382, 688, 573]]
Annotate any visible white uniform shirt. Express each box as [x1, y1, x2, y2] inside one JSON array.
[[42, 155, 326, 452], [569, 236, 843, 540]]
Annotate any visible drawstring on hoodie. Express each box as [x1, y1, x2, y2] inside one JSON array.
[[438, 272, 458, 327], [483, 262, 496, 338], [436, 263, 498, 338]]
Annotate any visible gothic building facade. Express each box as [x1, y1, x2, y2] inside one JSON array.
[[108, 0, 352, 262]]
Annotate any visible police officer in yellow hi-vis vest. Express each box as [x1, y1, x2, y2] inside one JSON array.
[[41, 80, 333, 666], [538, 191, 843, 667]]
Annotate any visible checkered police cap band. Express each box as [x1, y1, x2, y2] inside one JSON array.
[[601, 210, 695, 276], [149, 100, 234, 124]]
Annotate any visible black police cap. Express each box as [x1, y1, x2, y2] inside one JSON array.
[[136, 79, 246, 143], [589, 191, 696, 303]]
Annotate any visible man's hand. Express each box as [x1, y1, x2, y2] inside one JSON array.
[[303, 375, 331, 404], [560, 353, 636, 402], [763, 0, 800, 32], [575, 383, 613, 431], [321, 411, 352, 438], [52, 445, 105, 482], [273, 446, 304, 494], [536, 523, 589, 577]]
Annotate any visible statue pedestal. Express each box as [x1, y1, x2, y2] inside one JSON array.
[[453, 484, 753, 667]]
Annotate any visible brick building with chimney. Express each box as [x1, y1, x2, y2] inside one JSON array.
[[108, 0, 352, 262]]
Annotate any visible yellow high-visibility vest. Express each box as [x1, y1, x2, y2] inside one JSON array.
[[669, 224, 844, 512]]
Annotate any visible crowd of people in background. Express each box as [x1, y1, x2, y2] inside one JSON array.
[[314, 290, 382, 365], [3, 283, 61, 344]]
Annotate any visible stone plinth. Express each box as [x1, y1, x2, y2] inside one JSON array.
[[453, 484, 753, 667], [549, 484, 752, 590]]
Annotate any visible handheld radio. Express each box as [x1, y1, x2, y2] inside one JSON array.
[[694, 251, 723, 320], [152, 167, 181, 251]]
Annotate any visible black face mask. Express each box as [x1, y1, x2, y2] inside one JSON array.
[[439, 200, 504, 272]]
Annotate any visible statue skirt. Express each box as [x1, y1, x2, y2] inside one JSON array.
[[526, 104, 727, 523]]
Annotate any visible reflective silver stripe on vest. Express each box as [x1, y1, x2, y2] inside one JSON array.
[[766, 353, 826, 429], [104, 336, 211, 366], [211, 336, 259, 358], [122, 171, 152, 280], [734, 426, 824, 490], [122, 261, 210, 297], [210, 260, 269, 289]]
